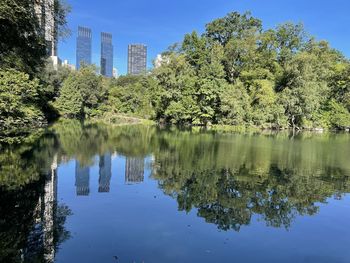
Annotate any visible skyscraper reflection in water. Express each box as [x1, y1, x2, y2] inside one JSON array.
[[125, 157, 145, 184], [75, 161, 90, 196], [98, 153, 112, 192]]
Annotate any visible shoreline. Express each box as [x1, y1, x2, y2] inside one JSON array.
[[1, 115, 349, 144]]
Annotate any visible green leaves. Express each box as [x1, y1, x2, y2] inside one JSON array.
[[145, 11, 350, 129], [54, 66, 104, 118], [0, 0, 46, 75], [0, 69, 45, 133]]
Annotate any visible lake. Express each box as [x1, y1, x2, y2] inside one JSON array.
[[1, 120, 350, 263]]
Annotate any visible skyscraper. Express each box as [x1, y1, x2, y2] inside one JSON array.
[[98, 153, 112, 192], [101, 32, 113, 77], [75, 161, 90, 196], [34, 0, 57, 57], [128, 44, 147, 75], [125, 157, 145, 184], [76, 26, 92, 70]]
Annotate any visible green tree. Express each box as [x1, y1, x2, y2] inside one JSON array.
[[54, 66, 104, 118], [219, 81, 251, 125], [0, 0, 46, 75], [0, 69, 46, 133], [0, 0, 70, 75], [205, 11, 262, 46], [104, 75, 156, 119]]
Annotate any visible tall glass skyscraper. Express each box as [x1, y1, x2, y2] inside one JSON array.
[[76, 26, 92, 70], [100, 32, 113, 77], [127, 44, 147, 75]]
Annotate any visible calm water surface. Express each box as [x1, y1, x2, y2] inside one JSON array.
[[1, 121, 350, 263]]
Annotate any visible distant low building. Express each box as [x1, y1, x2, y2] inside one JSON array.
[[62, 59, 76, 70], [50, 56, 62, 70], [154, 54, 170, 68], [113, 67, 119, 78], [128, 44, 147, 75]]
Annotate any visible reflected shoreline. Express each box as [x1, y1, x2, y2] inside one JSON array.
[[0, 120, 350, 262]]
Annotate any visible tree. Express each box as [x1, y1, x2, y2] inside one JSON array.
[[0, 69, 46, 133], [274, 22, 308, 67], [330, 63, 350, 112], [323, 99, 350, 129], [0, 0, 70, 75], [153, 53, 199, 124], [205, 11, 262, 46], [54, 66, 104, 118], [219, 81, 251, 125], [54, 75, 84, 118], [106, 75, 156, 119], [0, 0, 46, 75]]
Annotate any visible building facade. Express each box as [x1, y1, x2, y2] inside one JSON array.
[[127, 44, 147, 75], [100, 32, 113, 77], [34, 0, 57, 57], [76, 26, 92, 70]]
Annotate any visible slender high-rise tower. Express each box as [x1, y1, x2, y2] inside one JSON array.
[[127, 44, 147, 75], [34, 0, 57, 57], [76, 26, 92, 70], [75, 161, 90, 196], [98, 153, 112, 192], [101, 32, 113, 77]]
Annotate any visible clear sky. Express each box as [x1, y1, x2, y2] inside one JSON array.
[[58, 0, 350, 75]]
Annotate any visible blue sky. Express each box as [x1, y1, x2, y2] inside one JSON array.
[[59, 0, 350, 75]]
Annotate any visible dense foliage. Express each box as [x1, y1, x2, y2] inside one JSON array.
[[146, 12, 350, 129], [68, 12, 348, 130], [0, 0, 70, 135], [0, 69, 46, 133], [0, 0, 46, 75]]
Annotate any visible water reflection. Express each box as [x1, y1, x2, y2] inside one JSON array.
[[125, 157, 145, 184], [75, 161, 90, 196], [0, 120, 350, 262], [0, 156, 71, 263], [98, 153, 112, 192], [74, 154, 146, 196]]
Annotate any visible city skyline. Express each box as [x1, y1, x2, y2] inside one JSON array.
[[75, 154, 147, 196], [58, 0, 350, 75], [75, 26, 148, 76]]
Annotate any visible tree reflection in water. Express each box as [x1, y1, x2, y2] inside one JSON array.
[[0, 120, 349, 261], [0, 160, 71, 263]]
